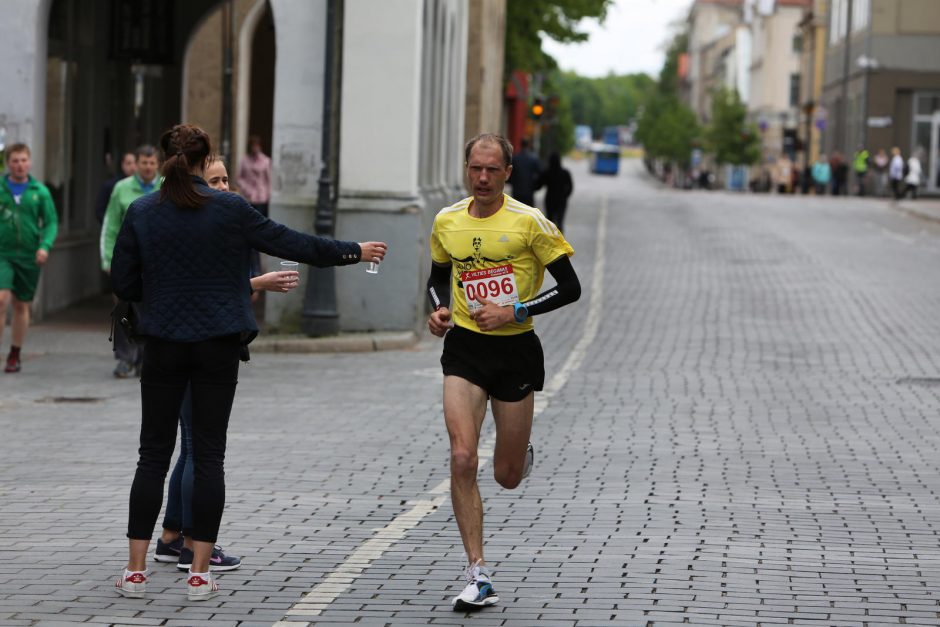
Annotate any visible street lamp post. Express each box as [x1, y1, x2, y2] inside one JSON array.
[[301, 0, 343, 337]]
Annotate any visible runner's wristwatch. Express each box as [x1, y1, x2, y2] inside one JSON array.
[[513, 302, 529, 323]]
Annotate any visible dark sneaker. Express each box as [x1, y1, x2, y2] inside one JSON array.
[[522, 442, 534, 479], [115, 569, 149, 598], [113, 360, 135, 378], [177, 545, 242, 572], [452, 561, 498, 611], [153, 535, 184, 563], [4, 354, 21, 373]]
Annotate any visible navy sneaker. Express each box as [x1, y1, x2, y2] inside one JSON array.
[[153, 535, 184, 563], [177, 545, 242, 572], [452, 561, 498, 611]]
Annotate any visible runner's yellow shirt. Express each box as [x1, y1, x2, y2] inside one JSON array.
[[430, 194, 574, 336]]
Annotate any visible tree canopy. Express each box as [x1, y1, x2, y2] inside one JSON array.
[[705, 88, 761, 166], [505, 0, 614, 74], [634, 28, 699, 166]]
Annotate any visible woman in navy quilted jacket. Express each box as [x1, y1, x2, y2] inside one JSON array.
[[111, 124, 387, 601]]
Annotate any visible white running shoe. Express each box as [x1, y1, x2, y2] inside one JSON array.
[[187, 571, 219, 601], [522, 442, 534, 479], [452, 560, 499, 611], [115, 569, 149, 598]]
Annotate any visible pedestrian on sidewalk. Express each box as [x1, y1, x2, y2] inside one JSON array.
[[508, 138, 540, 207], [100, 145, 161, 378], [889, 147, 905, 199], [853, 146, 869, 196], [426, 133, 581, 612], [95, 151, 137, 225], [872, 148, 889, 197], [902, 149, 924, 200], [0, 143, 58, 373], [236, 134, 270, 217], [773, 154, 793, 194], [830, 151, 848, 196], [152, 157, 300, 574], [811, 154, 831, 195], [536, 152, 574, 232], [112, 124, 387, 602]]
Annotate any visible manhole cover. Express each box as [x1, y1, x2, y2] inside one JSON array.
[[896, 377, 940, 387], [35, 396, 106, 404]]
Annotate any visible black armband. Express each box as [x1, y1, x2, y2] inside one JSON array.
[[427, 262, 452, 311], [523, 255, 581, 317]]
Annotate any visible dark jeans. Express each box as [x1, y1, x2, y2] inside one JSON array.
[[127, 335, 240, 543], [162, 385, 195, 537]]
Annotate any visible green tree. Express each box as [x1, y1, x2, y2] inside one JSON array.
[[505, 0, 614, 74], [636, 95, 699, 165], [705, 88, 761, 166], [635, 27, 699, 168]]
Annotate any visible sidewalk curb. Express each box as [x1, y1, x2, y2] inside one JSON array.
[[893, 200, 940, 224], [250, 331, 418, 354]]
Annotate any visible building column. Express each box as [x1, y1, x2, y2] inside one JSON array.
[[264, 0, 327, 331], [0, 0, 51, 177], [334, 0, 426, 333]]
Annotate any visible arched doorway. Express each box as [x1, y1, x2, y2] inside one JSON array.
[[41, 0, 232, 314], [182, 0, 275, 176]]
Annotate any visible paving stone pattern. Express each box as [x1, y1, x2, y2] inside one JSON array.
[[2, 162, 940, 625]]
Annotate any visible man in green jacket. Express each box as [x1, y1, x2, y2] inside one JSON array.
[[99, 144, 161, 378], [0, 143, 58, 373]]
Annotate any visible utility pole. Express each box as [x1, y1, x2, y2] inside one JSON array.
[[839, 0, 854, 156], [220, 0, 234, 163], [301, 0, 344, 337]]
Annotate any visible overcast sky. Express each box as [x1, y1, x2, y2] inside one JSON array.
[[541, 0, 694, 78]]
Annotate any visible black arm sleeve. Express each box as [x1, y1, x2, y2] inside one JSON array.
[[524, 255, 581, 317], [427, 262, 452, 311]]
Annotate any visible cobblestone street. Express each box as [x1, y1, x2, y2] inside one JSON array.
[[3, 160, 940, 625]]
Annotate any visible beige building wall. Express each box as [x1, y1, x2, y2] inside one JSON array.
[[182, 0, 260, 169], [688, 0, 743, 120], [748, 2, 806, 160], [464, 0, 506, 142]]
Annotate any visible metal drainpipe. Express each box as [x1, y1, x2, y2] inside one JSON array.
[[301, 0, 343, 337]]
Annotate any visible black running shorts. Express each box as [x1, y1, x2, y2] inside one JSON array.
[[441, 325, 545, 402]]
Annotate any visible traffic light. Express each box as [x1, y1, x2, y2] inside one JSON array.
[[531, 97, 544, 119]]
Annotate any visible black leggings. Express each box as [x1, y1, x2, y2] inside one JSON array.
[[127, 335, 241, 543]]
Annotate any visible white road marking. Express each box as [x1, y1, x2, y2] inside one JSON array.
[[275, 197, 610, 625]]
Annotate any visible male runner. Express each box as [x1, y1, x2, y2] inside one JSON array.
[[426, 133, 581, 611]]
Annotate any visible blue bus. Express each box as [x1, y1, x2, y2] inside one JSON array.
[[589, 143, 620, 175]]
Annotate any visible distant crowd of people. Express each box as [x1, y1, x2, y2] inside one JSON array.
[[806, 146, 926, 200]]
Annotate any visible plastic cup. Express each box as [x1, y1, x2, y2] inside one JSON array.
[[366, 260, 379, 274], [280, 260, 300, 285]]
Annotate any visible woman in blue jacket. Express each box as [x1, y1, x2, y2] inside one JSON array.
[[111, 124, 387, 601]]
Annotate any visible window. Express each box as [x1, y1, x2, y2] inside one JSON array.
[[830, 0, 869, 43], [830, 0, 847, 43], [792, 34, 803, 53], [916, 94, 940, 116], [789, 74, 801, 107], [851, 0, 870, 33]]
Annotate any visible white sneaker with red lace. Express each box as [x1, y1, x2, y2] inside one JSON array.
[[115, 569, 149, 598], [187, 571, 219, 601]]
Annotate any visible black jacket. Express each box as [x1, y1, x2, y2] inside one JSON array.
[[111, 177, 361, 342]]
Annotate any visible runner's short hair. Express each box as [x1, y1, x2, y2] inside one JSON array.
[[465, 133, 513, 168]]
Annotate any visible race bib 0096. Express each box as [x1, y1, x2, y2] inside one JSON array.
[[460, 264, 519, 312]]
